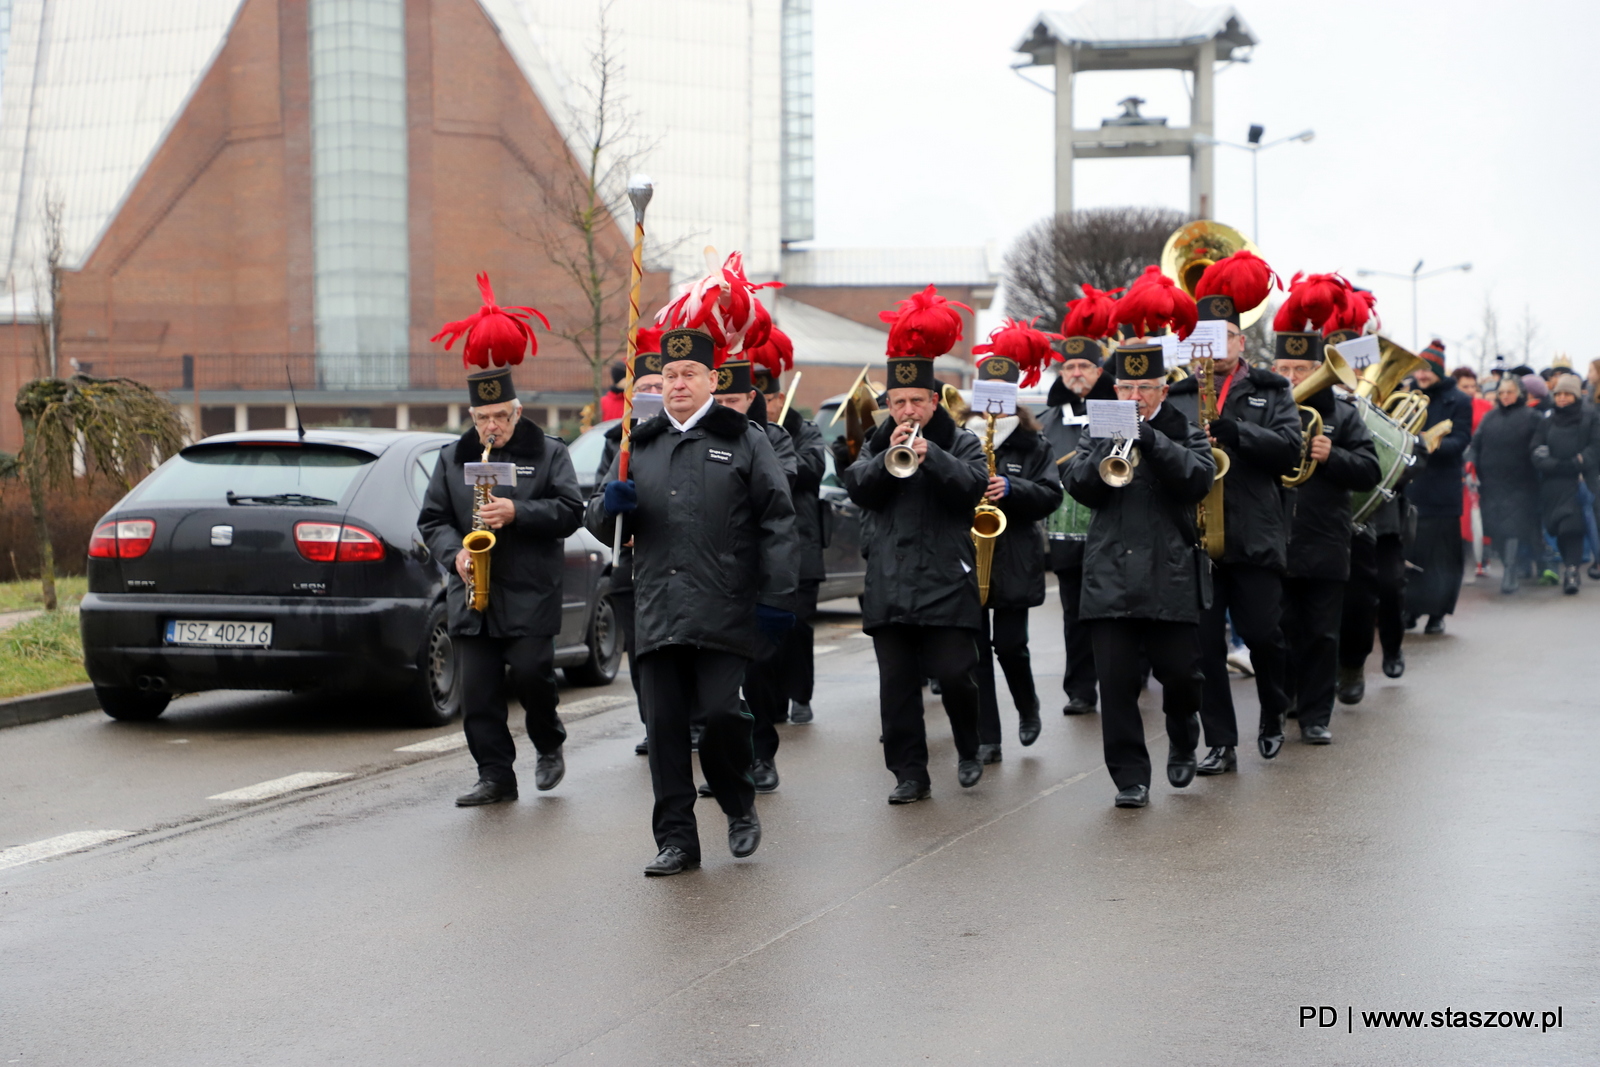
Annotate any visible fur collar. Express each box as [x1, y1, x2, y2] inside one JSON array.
[[868, 402, 958, 452], [1148, 400, 1191, 441], [631, 400, 750, 447], [455, 417, 547, 462]]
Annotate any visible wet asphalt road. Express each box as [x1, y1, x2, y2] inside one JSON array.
[[2, 579, 1597, 1065]]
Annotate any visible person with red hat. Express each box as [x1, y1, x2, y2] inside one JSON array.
[[1403, 339, 1474, 633]]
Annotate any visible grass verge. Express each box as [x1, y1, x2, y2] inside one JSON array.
[[0, 576, 88, 614], [0, 606, 89, 700]]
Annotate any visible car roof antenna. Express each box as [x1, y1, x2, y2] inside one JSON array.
[[286, 364, 306, 442]]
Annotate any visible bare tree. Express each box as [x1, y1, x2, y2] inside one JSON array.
[[35, 197, 65, 378], [1002, 206, 1190, 331], [1513, 304, 1540, 369], [1473, 297, 1500, 375]]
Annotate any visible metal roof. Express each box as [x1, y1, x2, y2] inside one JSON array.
[[771, 295, 968, 373], [780, 246, 999, 288], [1017, 0, 1257, 65]]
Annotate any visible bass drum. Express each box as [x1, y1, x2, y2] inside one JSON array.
[[1046, 493, 1093, 543], [1351, 398, 1417, 526]]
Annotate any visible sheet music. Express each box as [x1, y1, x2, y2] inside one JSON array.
[[464, 462, 517, 486], [971, 379, 1018, 416], [630, 391, 664, 421], [1087, 399, 1140, 439], [1178, 320, 1228, 366]]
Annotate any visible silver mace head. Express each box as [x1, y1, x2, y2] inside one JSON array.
[[628, 174, 654, 224]]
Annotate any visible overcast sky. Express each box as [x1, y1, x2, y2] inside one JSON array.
[[808, 0, 1600, 371]]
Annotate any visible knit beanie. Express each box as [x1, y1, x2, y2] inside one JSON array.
[[1523, 373, 1550, 400], [1553, 373, 1583, 398], [1419, 338, 1446, 373]]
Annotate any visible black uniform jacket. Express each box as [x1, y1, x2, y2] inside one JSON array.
[[971, 412, 1063, 609], [1286, 391, 1382, 581], [585, 403, 797, 660], [1465, 401, 1541, 541], [1406, 376, 1474, 518], [419, 417, 584, 638], [1042, 374, 1117, 572], [1169, 365, 1302, 572], [1532, 402, 1599, 536], [781, 408, 829, 583], [1065, 402, 1216, 624], [842, 405, 989, 634]]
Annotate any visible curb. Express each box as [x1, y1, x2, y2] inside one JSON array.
[[0, 684, 100, 729]]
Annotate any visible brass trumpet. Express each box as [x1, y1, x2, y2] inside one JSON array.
[[462, 433, 498, 613], [1282, 346, 1359, 488], [884, 422, 923, 478], [1098, 436, 1141, 487], [972, 412, 1008, 605]]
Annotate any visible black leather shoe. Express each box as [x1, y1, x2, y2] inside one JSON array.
[[728, 811, 762, 858], [1423, 616, 1445, 635], [455, 779, 517, 806], [789, 700, 814, 724], [976, 743, 1002, 765], [1167, 746, 1197, 788], [697, 782, 714, 798], [888, 779, 931, 804], [634, 736, 649, 756], [1564, 565, 1581, 595], [751, 759, 779, 793], [1195, 745, 1237, 775], [689, 724, 704, 751], [1114, 784, 1149, 808], [644, 846, 700, 877], [1301, 723, 1332, 745], [1063, 697, 1097, 715], [1018, 712, 1042, 747], [929, 677, 943, 695], [1403, 613, 1418, 631], [1258, 715, 1286, 760], [534, 748, 565, 791], [1285, 702, 1298, 720], [957, 759, 983, 788], [1383, 651, 1405, 678], [1336, 667, 1365, 705]]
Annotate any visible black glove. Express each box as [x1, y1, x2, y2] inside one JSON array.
[[602, 479, 637, 515], [1137, 420, 1156, 447], [1210, 418, 1240, 448], [756, 604, 797, 643], [830, 437, 856, 472]]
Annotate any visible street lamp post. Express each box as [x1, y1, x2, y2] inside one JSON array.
[[1354, 261, 1473, 351], [1195, 126, 1314, 243]]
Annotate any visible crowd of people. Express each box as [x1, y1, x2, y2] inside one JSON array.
[[417, 247, 1566, 878]]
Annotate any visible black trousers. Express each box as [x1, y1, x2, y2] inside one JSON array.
[[744, 635, 785, 763], [637, 645, 754, 860], [871, 624, 981, 786], [611, 590, 644, 722], [458, 634, 567, 786], [1056, 566, 1098, 705], [1557, 530, 1585, 566], [1342, 534, 1406, 668], [779, 579, 822, 705], [1199, 562, 1290, 748], [976, 606, 1040, 745], [1088, 619, 1203, 790], [1282, 576, 1345, 729], [1405, 514, 1464, 618]]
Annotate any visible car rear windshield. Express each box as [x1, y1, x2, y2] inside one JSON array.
[[134, 446, 374, 504]]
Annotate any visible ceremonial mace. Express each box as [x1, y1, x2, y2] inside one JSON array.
[[614, 174, 653, 561]]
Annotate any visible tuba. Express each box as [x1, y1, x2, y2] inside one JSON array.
[[1282, 345, 1359, 488], [461, 434, 498, 612], [831, 364, 888, 461], [1356, 338, 1426, 405], [972, 412, 1008, 604], [1160, 220, 1271, 328]]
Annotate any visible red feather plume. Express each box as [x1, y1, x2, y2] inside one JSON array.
[[1194, 250, 1280, 314], [1061, 284, 1122, 340], [633, 324, 665, 357], [878, 284, 974, 358], [1324, 285, 1379, 335], [973, 317, 1064, 388], [1115, 266, 1197, 340], [1272, 272, 1351, 333], [430, 273, 551, 368], [746, 326, 795, 380], [654, 251, 783, 364]]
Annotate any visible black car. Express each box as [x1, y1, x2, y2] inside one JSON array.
[[80, 429, 622, 727]]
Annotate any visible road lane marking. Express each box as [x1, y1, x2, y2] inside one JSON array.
[[0, 830, 135, 871], [395, 734, 468, 754], [208, 772, 352, 802], [561, 694, 636, 717], [813, 644, 841, 656]]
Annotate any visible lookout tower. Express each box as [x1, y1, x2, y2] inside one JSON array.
[[1014, 0, 1257, 218]]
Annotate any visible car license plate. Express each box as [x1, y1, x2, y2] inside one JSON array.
[[164, 620, 273, 648]]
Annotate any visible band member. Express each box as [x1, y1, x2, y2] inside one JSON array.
[[1273, 331, 1380, 743], [1163, 255, 1302, 768], [749, 331, 829, 727], [595, 327, 666, 756], [587, 260, 797, 876], [1063, 342, 1215, 807], [842, 286, 990, 803], [419, 278, 584, 806], [967, 325, 1064, 761], [1043, 288, 1120, 716], [1403, 340, 1473, 633]]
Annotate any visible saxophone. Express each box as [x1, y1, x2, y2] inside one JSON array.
[[462, 434, 497, 612], [1195, 357, 1231, 560], [972, 412, 1008, 605]]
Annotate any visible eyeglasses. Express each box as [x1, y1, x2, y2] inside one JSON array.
[[1114, 383, 1165, 395]]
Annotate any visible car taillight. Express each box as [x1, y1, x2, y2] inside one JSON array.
[[88, 519, 156, 559], [293, 521, 384, 562]]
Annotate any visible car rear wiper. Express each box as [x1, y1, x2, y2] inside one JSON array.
[[226, 491, 338, 506]]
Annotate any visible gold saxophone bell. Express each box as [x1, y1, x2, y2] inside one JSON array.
[[884, 421, 923, 478], [1282, 346, 1359, 488], [1098, 436, 1141, 487], [465, 434, 498, 612], [1160, 220, 1271, 329], [972, 412, 1008, 605], [1357, 338, 1427, 404], [1418, 418, 1454, 453]]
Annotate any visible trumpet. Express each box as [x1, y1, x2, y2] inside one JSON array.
[[1098, 435, 1141, 487], [1282, 346, 1358, 488], [972, 412, 1008, 604], [884, 421, 923, 478], [462, 434, 497, 612]]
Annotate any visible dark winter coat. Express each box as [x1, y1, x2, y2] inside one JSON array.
[[842, 405, 989, 633], [969, 410, 1064, 610], [419, 417, 584, 638], [780, 409, 829, 583], [1041, 374, 1117, 571], [1169, 365, 1302, 572], [1064, 401, 1216, 623], [1531, 402, 1598, 539], [584, 403, 797, 660], [1286, 391, 1382, 581], [596, 423, 634, 594], [1465, 400, 1542, 545], [1405, 376, 1474, 517]]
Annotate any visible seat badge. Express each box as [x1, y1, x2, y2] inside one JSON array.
[[707, 448, 733, 464], [211, 525, 234, 546]]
